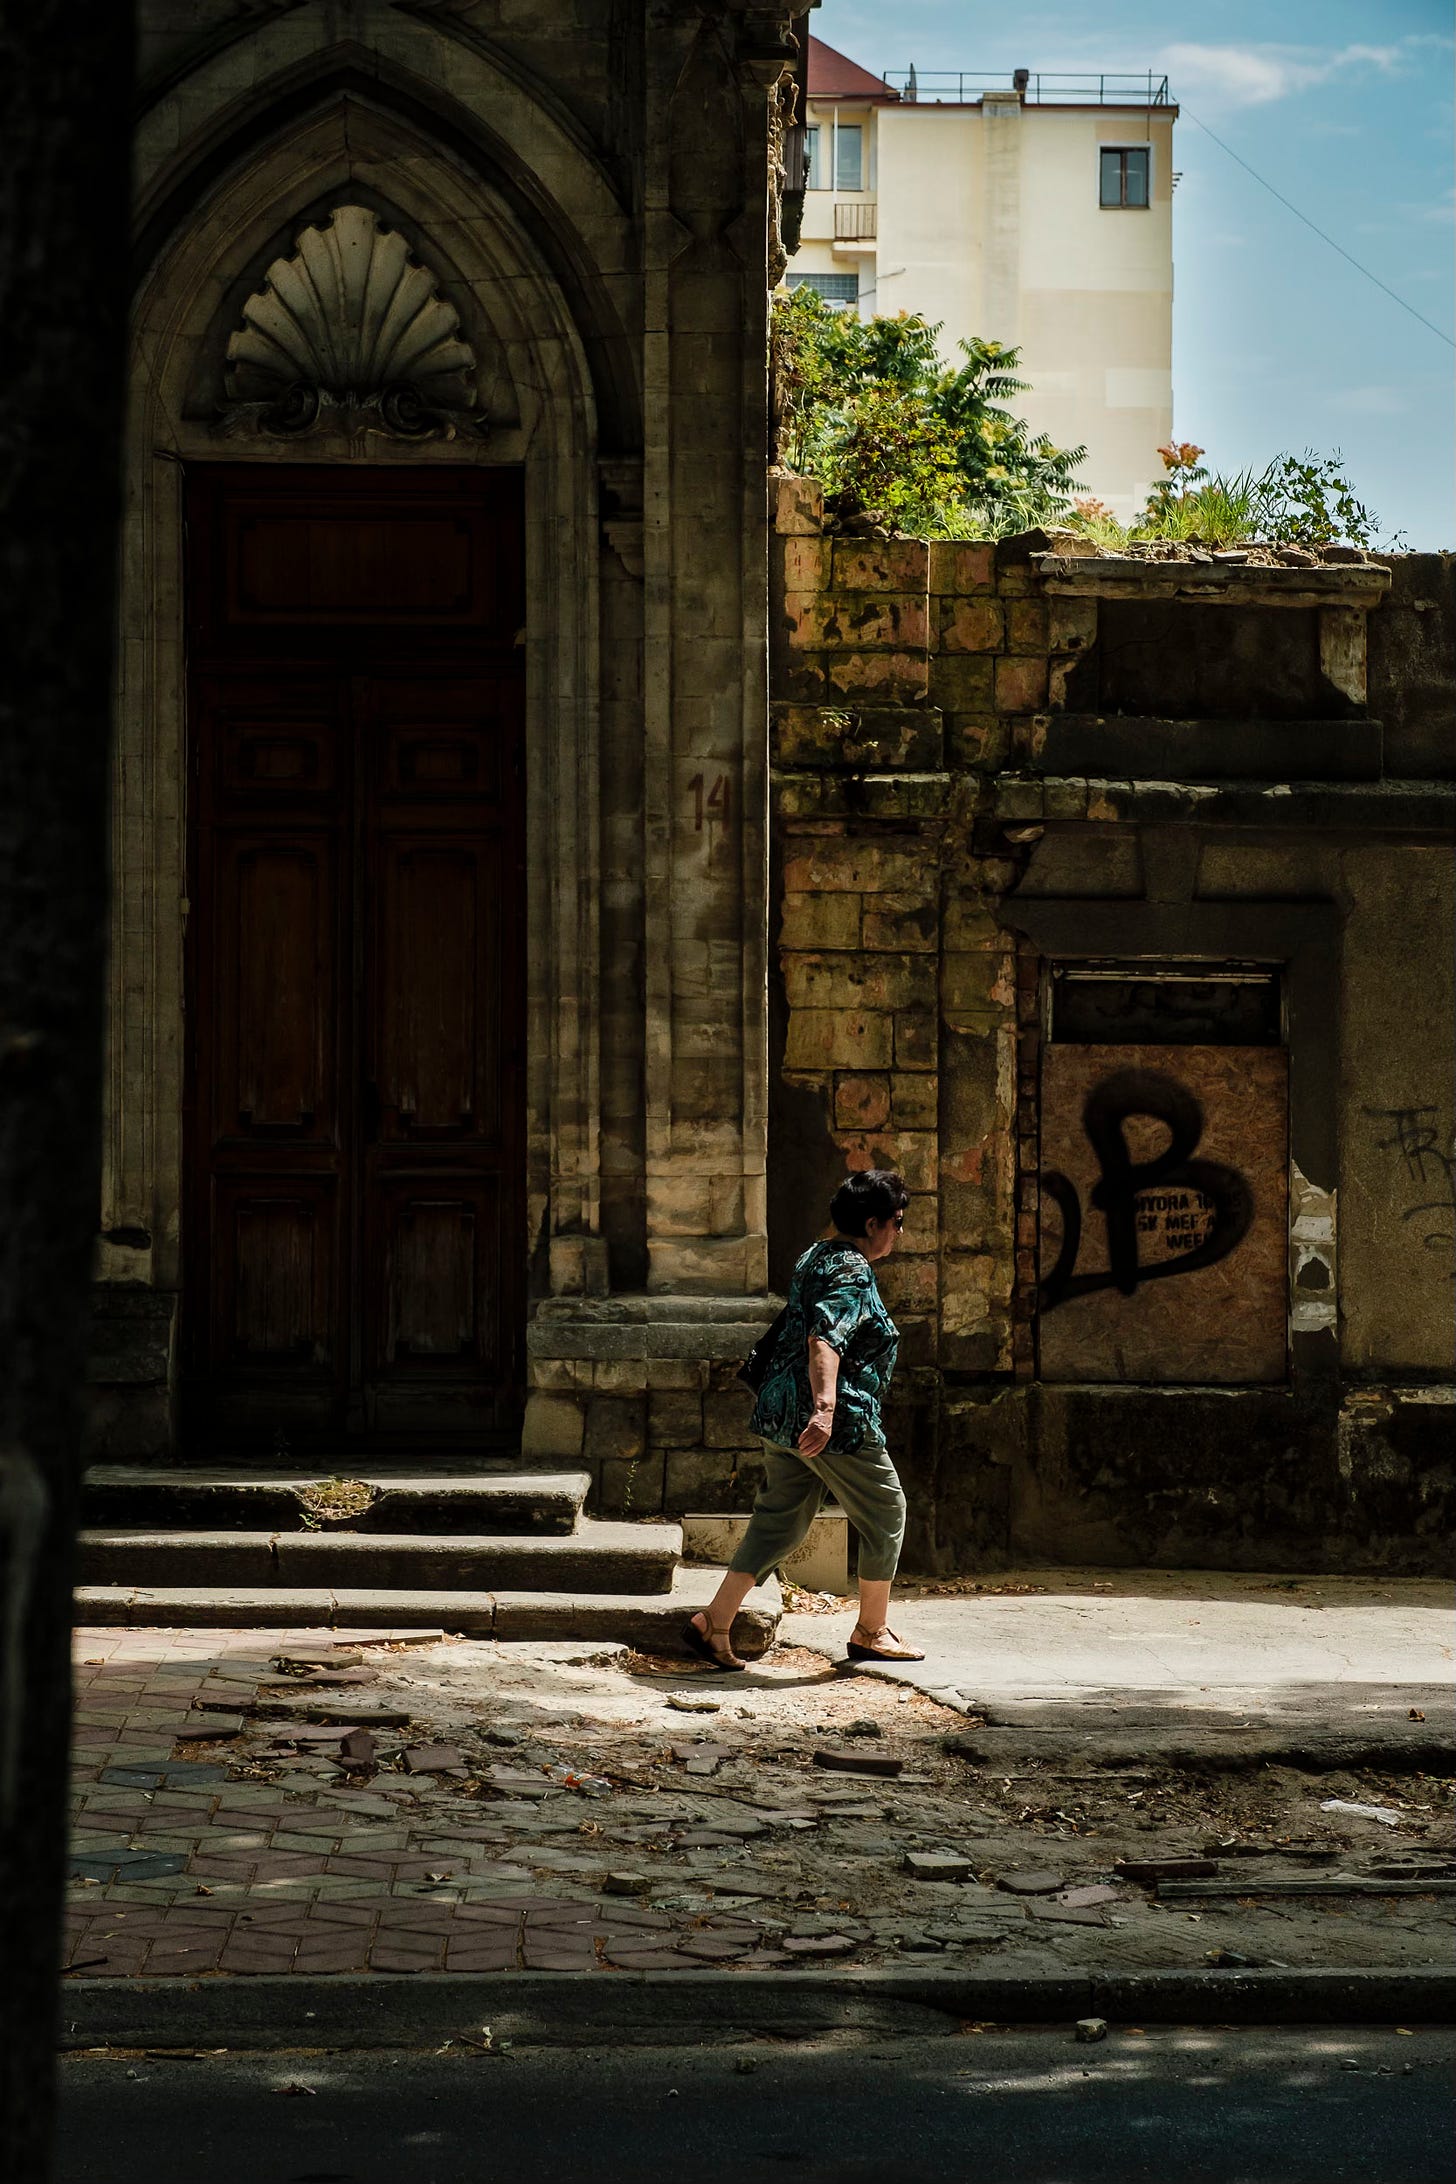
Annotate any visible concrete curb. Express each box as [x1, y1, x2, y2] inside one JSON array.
[[60, 1968, 1456, 2050]]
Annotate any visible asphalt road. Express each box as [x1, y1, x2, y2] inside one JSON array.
[[57, 2026, 1453, 2184]]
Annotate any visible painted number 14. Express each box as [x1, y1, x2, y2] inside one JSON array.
[[688, 773, 731, 833]]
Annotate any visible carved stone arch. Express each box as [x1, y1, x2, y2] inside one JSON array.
[[132, 40, 643, 454], [105, 90, 618, 1344]]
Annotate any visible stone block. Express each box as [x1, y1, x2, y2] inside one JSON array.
[[596, 1453, 666, 1518], [945, 712, 1010, 770], [784, 952, 936, 1013], [836, 1129, 938, 1191], [823, 651, 929, 704], [894, 1011, 937, 1069], [522, 1391, 587, 1459], [780, 534, 829, 590], [647, 1357, 710, 1390], [773, 703, 943, 772], [835, 1073, 892, 1129], [874, 1254, 940, 1313], [783, 1008, 894, 1072], [820, 593, 930, 652], [852, 775, 951, 821], [781, 590, 834, 651], [530, 1357, 586, 1392], [830, 539, 930, 592], [992, 775, 1045, 819], [648, 1390, 705, 1447], [1048, 598, 1098, 654], [942, 952, 1012, 1013], [664, 1450, 765, 1516], [942, 897, 1002, 950], [862, 898, 939, 953], [995, 655, 1049, 713], [1043, 777, 1090, 820], [594, 1359, 650, 1394], [928, 541, 995, 594], [937, 597, 1004, 653], [778, 889, 862, 951], [703, 1388, 757, 1447], [1006, 598, 1049, 653], [681, 1508, 848, 1589], [585, 1395, 647, 1462], [782, 839, 928, 893], [774, 473, 824, 534], [891, 1072, 939, 1128], [928, 655, 995, 711]]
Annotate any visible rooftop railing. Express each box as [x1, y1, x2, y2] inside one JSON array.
[[880, 69, 1172, 107]]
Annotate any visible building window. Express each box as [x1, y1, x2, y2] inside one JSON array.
[[786, 272, 860, 309], [1100, 146, 1150, 207], [835, 123, 864, 192], [804, 124, 824, 189]]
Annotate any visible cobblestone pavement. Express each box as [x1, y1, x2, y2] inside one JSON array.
[[65, 1618, 1454, 1981]]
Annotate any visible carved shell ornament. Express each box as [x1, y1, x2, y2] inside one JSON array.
[[221, 205, 488, 440]]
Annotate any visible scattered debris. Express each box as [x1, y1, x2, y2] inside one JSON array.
[[272, 1647, 366, 1673], [602, 1873, 648, 1896], [295, 1477, 379, 1525], [1115, 1856, 1219, 1886], [545, 1765, 612, 1795], [1321, 1799, 1403, 1827], [812, 1748, 903, 1779], [338, 1729, 378, 1767], [996, 1870, 1065, 1896], [401, 1743, 467, 1774], [1075, 2018, 1108, 2043], [904, 1852, 975, 1883], [843, 1720, 883, 1739], [666, 1695, 722, 1714]]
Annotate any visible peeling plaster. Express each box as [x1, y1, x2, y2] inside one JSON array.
[[1290, 1160, 1338, 1335]]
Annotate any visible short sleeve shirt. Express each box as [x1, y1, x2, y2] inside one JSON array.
[[749, 1238, 899, 1455]]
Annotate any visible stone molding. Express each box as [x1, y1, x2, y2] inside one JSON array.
[[218, 204, 491, 442]]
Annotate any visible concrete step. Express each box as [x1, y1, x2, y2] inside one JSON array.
[[81, 1465, 589, 1537], [71, 1566, 781, 1655], [77, 1519, 682, 1597]]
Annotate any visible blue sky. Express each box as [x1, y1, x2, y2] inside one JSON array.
[[812, 0, 1455, 548]]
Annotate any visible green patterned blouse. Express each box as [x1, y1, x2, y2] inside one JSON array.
[[749, 1238, 899, 1455]]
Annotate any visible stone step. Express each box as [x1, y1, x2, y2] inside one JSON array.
[[71, 1567, 781, 1655], [77, 1519, 681, 1597], [81, 1464, 589, 1537]]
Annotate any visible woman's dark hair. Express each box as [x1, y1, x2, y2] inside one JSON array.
[[829, 1168, 910, 1237]]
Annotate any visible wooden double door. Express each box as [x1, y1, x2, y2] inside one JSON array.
[[183, 467, 526, 1446]]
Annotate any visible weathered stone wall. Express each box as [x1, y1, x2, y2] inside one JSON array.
[[767, 478, 1456, 1574]]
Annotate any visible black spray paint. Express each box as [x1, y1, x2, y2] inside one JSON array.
[[1040, 1068, 1254, 1312]]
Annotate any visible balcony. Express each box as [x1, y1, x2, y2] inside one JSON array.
[[833, 201, 878, 242], [881, 68, 1172, 107]]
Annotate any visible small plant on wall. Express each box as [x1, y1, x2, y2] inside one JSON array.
[[1071, 439, 1388, 550]]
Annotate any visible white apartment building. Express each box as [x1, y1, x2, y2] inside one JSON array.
[[788, 39, 1177, 520]]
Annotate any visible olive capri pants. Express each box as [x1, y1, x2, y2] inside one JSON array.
[[728, 1436, 907, 1587]]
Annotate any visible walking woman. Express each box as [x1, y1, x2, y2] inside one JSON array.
[[684, 1168, 925, 1673]]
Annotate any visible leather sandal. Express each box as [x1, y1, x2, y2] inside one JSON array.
[[846, 1622, 925, 1664], [681, 1613, 748, 1672]]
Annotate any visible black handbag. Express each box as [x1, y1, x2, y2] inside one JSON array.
[[736, 1303, 791, 1394]]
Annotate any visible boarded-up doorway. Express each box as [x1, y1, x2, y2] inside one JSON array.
[[182, 465, 526, 1447]]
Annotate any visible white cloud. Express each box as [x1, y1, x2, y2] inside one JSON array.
[[1161, 40, 1406, 108]]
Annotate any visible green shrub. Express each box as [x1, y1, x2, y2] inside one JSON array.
[[773, 286, 1085, 537]]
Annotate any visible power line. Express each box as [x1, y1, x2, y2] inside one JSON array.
[[1185, 107, 1455, 351]]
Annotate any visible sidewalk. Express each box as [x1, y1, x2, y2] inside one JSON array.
[[63, 1571, 1452, 2013]]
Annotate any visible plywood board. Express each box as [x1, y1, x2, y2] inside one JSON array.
[[1037, 1044, 1289, 1384]]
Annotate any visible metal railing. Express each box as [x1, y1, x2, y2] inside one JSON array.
[[834, 201, 878, 241], [881, 69, 1172, 107]]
